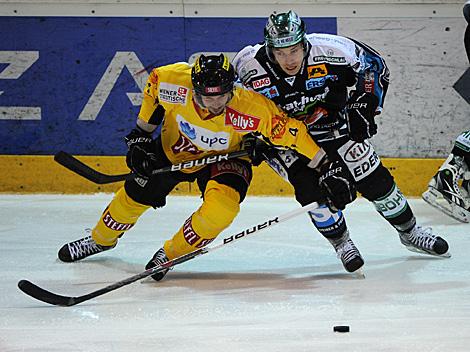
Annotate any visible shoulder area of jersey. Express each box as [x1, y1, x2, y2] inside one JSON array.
[[153, 61, 192, 76], [150, 62, 192, 106], [307, 32, 354, 46], [231, 84, 276, 108], [233, 44, 263, 65], [151, 62, 192, 86], [306, 33, 358, 63]]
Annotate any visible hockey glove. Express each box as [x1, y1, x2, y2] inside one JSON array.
[[346, 91, 379, 143], [318, 159, 357, 212], [125, 128, 158, 178], [242, 133, 272, 166]]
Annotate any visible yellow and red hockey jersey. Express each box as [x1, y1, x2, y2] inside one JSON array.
[[138, 62, 322, 173]]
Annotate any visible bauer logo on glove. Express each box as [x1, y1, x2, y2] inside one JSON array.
[[317, 159, 357, 212], [346, 91, 379, 143]]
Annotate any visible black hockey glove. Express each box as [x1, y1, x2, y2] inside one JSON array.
[[242, 133, 272, 166], [125, 128, 158, 178], [318, 159, 357, 212], [346, 91, 379, 143]]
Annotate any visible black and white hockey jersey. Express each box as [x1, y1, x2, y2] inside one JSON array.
[[233, 33, 390, 142]]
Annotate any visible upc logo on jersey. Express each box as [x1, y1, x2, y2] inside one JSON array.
[[179, 120, 196, 139], [252, 77, 271, 89], [225, 107, 261, 132], [307, 64, 327, 78], [176, 115, 229, 150], [159, 82, 189, 105]]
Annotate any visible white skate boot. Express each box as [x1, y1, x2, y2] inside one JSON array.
[[145, 247, 172, 281], [422, 155, 470, 223], [328, 231, 364, 273], [398, 225, 450, 258], [58, 229, 116, 262]]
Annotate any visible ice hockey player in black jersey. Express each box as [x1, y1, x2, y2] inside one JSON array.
[[422, 3, 470, 223], [422, 130, 470, 223], [233, 10, 450, 270]]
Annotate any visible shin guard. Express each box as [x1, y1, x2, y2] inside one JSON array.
[[308, 204, 347, 241], [372, 183, 415, 231]]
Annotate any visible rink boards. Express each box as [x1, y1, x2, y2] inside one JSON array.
[[0, 4, 466, 195], [0, 155, 443, 196]]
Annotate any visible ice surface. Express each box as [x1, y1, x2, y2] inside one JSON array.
[[1, 194, 469, 351]]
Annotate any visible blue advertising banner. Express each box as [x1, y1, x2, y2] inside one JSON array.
[[0, 16, 336, 155]]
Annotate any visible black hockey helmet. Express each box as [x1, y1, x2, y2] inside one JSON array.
[[264, 11, 308, 61], [191, 54, 235, 96]]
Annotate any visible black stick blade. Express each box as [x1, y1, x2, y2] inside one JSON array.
[[54, 151, 133, 184], [18, 280, 76, 307]]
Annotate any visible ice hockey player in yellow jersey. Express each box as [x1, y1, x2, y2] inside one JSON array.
[[57, 54, 351, 281]]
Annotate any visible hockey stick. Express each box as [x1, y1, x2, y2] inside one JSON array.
[[18, 201, 319, 306], [54, 150, 249, 184]]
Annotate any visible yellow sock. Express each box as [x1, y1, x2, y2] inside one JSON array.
[[164, 180, 240, 259], [92, 187, 150, 246]]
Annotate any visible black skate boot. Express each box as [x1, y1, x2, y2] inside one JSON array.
[[145, 247, 172, 281], [422, 156, 470, 223], [328, 231, 364, 273], [398, 225, 450, 258], [58, 230, 116, 262]]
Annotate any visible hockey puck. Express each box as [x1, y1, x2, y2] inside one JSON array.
[[333, 325, 350, 333]]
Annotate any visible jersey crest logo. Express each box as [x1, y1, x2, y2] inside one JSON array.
[[271, 115, 288, 139], [171, 132, 203, 155], [307, 64, 327, 78], [225, 107, 261, 132], [252, 77, 271, 89]]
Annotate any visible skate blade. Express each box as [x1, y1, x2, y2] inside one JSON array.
[[353, 268, 365, 279], [404, 245, 451, 258], [422, 189, 470, 223]]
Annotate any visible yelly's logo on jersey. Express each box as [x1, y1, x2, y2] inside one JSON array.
[[225, 107, 261, 132], [307, 64, 327, 78]]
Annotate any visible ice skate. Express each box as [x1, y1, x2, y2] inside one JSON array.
[[58, 230, 116, 262], [422, 158, 470, 223], [398, 225, 450, 258], [145, 247, 172, 281], [329, 231, 365, 273]]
